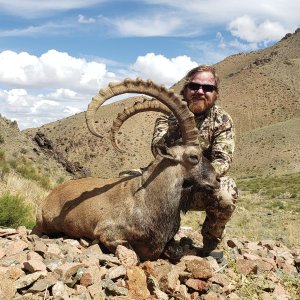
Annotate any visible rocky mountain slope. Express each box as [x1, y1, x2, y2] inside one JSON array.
[[13, 28, 299, 180]]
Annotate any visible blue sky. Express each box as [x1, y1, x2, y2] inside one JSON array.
[[0, 0, 299, 129]]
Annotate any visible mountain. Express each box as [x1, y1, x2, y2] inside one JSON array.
[[2, 28, 300, 180]]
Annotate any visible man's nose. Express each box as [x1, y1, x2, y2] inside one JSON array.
[[196, 86, 204, 93]]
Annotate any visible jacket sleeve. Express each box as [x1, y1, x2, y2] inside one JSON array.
[[210, 114, 235, 177], [151, 114, 181, 156], [151, 114, 169, 156]]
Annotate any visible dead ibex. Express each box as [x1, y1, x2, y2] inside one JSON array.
[[33, 78, 220, 261]]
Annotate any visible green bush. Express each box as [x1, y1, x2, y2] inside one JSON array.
[[9, 156, 52, 190], [0, 193, 35, 228]]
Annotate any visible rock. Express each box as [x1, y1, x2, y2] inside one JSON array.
[[0, 274, 16, 300], [185, 258, 213, 279], [115, 245, 139, 267], [54, 262, 85, 280], [5, 240, 29, 256], [106, 265, 127, 280], [14, 271, 48, 289], [80, 266, 105, 286], [236, 258, 258, 275], [126, 266, 150, 299], [0, 227, 299, 299], [52, 280, 70, 299], [185, 278, 210, 292], [23, 259, 47, 272]]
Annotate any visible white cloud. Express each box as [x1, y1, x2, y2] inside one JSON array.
[[216, 32, 258, 52], [31, 100, 60, 114], [108, 15, 185, 37], [228, 39, 258, 52], [104, 1, 299, 41], [78, 14, 96, 24], [229, 15, 288, 43], [0, 49, 115, 92], [64, 106, 81, 115], [0, 49, 199, 129], [0, 22, 71, 37], [0, 0, 107, 18], [131, 53, 198, 86], [47, 88, 78, 100], [0, 87, 89, 129]]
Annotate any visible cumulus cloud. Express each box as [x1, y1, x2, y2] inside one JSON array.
[[0, 49, 115, 92], [0, 50, 197, 129], [131, 53, 198, 86], [0, 88, 87, 129], [229, 15, 288, 43], [0, 49, 117, 129]]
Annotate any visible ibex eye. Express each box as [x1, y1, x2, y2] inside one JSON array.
[[189, 155, 199, 164]]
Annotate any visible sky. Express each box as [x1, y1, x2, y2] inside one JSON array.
[[0, 0, 299, 130]]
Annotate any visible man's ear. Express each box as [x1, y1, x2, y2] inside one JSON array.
[[156, 144, 179, 162]]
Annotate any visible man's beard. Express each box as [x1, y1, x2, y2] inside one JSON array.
[[188, 98, 208, 114]]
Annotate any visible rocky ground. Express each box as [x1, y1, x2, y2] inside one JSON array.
[[0, 227, 299, 300]]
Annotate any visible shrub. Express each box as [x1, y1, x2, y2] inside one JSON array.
[[57, 176, 65, 184], [0, 193, 35, 228], [0, 150, 10, 180], [8, 156, 52, 190]]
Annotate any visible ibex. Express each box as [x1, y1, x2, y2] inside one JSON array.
[[33, 78, 220, 261]]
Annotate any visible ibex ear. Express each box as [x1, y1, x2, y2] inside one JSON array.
[[156, 145, 180, 162]]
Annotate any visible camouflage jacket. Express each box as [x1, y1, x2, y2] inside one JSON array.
[[151, 105, 235, 177]]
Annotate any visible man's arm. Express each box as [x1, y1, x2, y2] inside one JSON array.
[[210, 114, 235, 177], [151, 113, 182, 156], [151, 114, 169, 156]]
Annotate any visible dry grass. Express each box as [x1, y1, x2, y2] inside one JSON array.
[[230, 193, 299, 247], [0, 172, 49, 211], [1, 169, 299, 249], [181, 188, 300, 249]]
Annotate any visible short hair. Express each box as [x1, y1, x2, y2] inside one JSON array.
[[180, 65, 220, 95]]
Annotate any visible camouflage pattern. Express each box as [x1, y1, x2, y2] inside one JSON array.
[[191, 176, 239, 250], [151, 104, 238, 249], [151, 105, 235, 177]]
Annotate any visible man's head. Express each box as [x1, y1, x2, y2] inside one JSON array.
[[181, 65, 219, 115]]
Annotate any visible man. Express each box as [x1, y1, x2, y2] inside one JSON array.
[[151, 65, 239, 256]]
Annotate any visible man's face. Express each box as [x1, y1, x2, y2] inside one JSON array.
[[184, 71, 218, 114]]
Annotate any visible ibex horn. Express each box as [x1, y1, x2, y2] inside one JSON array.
[[110, 98, 171, 152], [86, 78, 199, 151]]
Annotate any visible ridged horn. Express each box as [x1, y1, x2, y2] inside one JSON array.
[[110, 98, 172, 152], [85, 78, 199, 149]]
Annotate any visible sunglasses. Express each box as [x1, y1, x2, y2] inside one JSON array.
[[187, 82, 216, 93]]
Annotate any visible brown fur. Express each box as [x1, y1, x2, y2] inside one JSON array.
[[33, 145, 219, 261]]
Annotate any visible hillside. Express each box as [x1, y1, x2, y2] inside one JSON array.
[[17, 28, 300, 180], [0, 115, 69, 182]]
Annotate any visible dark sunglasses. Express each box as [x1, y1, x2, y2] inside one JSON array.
[[187, 82, 216, 93]]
